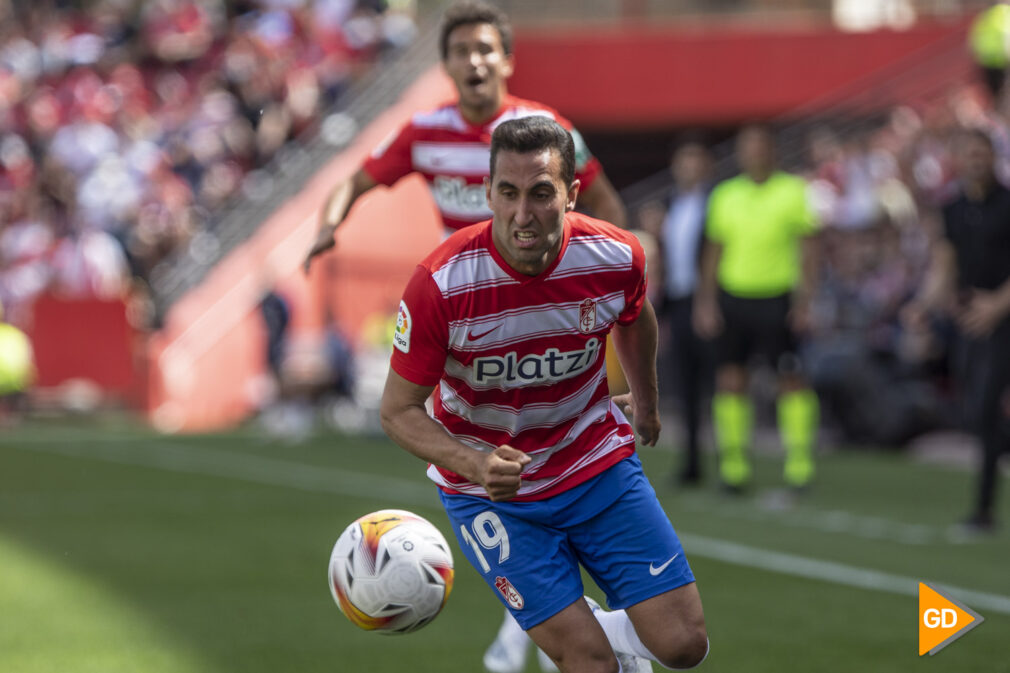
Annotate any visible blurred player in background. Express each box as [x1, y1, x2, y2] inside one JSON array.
[[904, 128, 1010, 532], [380, 117, 708, 673], [693, 125, 821, 493], [304, 0, 624, 271]]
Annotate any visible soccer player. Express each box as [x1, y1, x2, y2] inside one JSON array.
[[693, 125, 820, 492], [380, 117, 709, 673], [303, 0, 624, 271], [308, 2, 624, 669]]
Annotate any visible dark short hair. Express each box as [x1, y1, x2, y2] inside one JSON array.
[[490, 116, 576, 186], [439, 0, 513, 60]]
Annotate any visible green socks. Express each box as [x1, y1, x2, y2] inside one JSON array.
[[778, 389, 819, 487], [714, 389, 819, 488], [713, 393, 753, 486]]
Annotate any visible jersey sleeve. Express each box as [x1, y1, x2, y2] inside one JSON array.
[[389, 265, 450, 387], [570, 127, 602, 190], [361, 122, 415, 187], [616, 234, 648, 325]]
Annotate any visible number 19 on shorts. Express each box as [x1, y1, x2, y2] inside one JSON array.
[[459, 511, 510, 573]]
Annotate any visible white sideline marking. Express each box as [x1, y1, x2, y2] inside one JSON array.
[[678, 495, 939, 545], [8, 437, 1010, 616], [681, 533, 1010, 616]]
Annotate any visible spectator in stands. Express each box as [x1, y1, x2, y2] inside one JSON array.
[[0, 0, 414, 326], [643, 140, 714, 485], [693, 125, 821, 493], [904, 128, 1010, 532], [303, 0, 625, 272]]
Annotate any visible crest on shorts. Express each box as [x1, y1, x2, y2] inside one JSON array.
[[579, 298, 597, 334], [494, 576, 524, 610]]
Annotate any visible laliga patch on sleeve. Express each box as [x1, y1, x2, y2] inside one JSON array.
[[394, 300, 412, 353]]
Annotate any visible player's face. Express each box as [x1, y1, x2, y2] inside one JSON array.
[[443, 23, 514, 120], [486, 148, 579, 276]]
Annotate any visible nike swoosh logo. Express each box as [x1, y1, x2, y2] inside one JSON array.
[[467, 325, 502, 341], [649, 554, 680, 576]]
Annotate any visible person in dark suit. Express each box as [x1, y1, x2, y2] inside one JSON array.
[[648, 141, 714, 485], [905, 128, 1010, 532]]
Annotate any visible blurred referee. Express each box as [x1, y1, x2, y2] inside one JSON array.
[[693, 125, 821, 492]]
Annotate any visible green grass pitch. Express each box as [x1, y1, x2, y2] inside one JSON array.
[[1, 418, 1007, 672]]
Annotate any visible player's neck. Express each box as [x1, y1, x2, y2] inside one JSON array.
[[458, 89, 508, 125]]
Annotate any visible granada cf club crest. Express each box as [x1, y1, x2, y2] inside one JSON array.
[[579, 298, 597, 334], [494, 576, 524, 610]]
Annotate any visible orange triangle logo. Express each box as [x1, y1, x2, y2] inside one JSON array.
[[918, 582, 984, 656]]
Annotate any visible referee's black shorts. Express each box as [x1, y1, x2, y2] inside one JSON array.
[[716, 289, 799, 372]]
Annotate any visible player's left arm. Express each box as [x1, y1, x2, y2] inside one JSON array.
[[610, 297, 661, 446], [579, 172, 627, 229]]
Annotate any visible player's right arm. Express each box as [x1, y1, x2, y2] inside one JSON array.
[[303, 169, 379, 272], [379, 371, 531, 501]]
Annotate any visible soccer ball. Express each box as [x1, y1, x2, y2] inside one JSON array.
[[328, 509, 454, 634]]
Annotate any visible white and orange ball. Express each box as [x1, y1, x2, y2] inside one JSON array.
[[328, 509, 454, 634]]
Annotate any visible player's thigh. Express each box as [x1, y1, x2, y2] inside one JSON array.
[[527, 596, 617, 673], [626, 582, 708, 668], [440, 493, 584, 630], [567, 459, 694, 611]]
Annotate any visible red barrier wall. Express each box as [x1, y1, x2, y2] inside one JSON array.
[[26, 294, 139, 400], [508, 18, 974, 127]]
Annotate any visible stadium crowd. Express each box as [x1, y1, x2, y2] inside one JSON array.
[[796, 83, 1010, 445], [0, 0, 416, 327]]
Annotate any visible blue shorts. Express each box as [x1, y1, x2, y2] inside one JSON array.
[[440, 454, 694, 629]]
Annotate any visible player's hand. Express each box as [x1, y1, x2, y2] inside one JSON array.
[[788, 298, 814, 335], [611, 392, 661, 447], [478, 445, 531, 502], [957, 289, 1009, 337], [899, 301, 929, 332], [303, 224, 337, 273], [692, 296, 722, 339]]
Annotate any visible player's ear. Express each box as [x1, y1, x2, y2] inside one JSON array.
[[565, 178, 580, 212], [501, 53, 515, 79], [485, 176, 492, 204]]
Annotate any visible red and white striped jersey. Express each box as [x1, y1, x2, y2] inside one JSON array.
[[362, 95, 603, 232], [390, 212, 647, 501]]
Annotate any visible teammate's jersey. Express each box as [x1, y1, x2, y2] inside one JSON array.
[[390, 213, 646, 501], [362, 95, 603, 231]]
